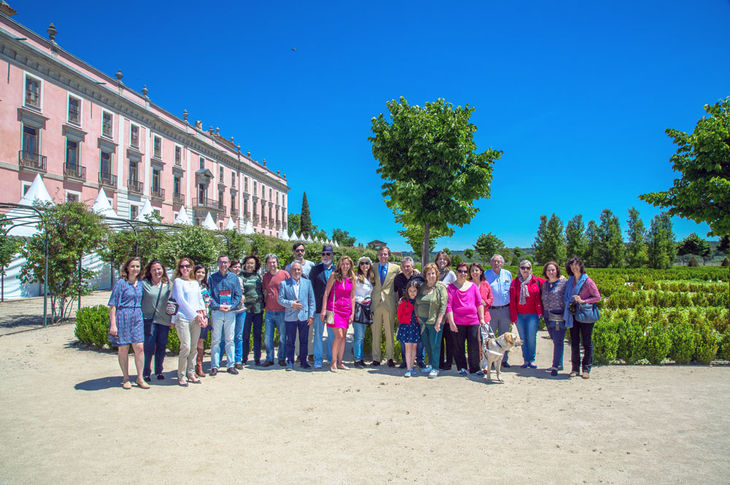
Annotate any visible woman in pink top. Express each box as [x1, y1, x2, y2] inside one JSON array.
[[564, 256, 601, 379], [446, 263, 487, 375], [321, 256, 355, 372]]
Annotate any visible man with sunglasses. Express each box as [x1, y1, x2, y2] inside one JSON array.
[[285, 242, 314, 278], [484, 253, 513, 367], [309, 245, 336, 368]]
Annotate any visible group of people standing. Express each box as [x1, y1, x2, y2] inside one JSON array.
[[107, 243, 601, 389]]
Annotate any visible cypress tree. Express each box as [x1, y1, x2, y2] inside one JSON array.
[[300, 192, 312, 236]]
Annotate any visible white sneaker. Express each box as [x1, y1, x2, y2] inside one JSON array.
[[404, 370, 412, 378], [429, 369, 439, 378], [421, 365, 432, 373]]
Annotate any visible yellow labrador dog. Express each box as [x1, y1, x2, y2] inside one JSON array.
[[480, 333, 522, 382]]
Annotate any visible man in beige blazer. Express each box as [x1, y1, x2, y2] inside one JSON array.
[[371, 246, 400, 367]]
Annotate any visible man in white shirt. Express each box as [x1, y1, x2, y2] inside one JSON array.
[[484, 253, 513, 367]]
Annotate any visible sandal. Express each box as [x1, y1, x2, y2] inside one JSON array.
[[178, 377, 188, 387], [122, 380, 132, 390], [136, 379, 150, 389], [569, 371, 580, 378], [187, 374, 201, 384], [338, 363, 349, 370]]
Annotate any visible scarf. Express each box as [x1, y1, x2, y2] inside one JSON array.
[[562, 273, 588, 329], [518, 274, 532, 305]]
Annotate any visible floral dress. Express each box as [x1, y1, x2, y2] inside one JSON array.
[[108, 279, 144, 345]]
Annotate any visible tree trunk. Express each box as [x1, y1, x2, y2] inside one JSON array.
[[421, 223, 430, 270]]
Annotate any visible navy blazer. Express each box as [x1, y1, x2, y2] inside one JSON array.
[[309, 262, 333, 313], [278, 277, 316, 322]]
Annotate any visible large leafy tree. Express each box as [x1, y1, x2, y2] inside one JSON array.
[[399, 224, 449, 261], [625, 207, 649, 267], [533, 214, 566, 264], [21, 202, 108, 322], [584, 220, 600, 267], [565, 214, 587, 260], [370, 97, 502, 268], [474, 232, 505, 263], [159, 225, 220, 270], [640, 97, 730, 238]]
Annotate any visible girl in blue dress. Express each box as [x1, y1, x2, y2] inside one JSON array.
[[108, 257, 148, 389]]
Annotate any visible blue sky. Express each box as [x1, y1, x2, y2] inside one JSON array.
[[16, 0, 730, 250]]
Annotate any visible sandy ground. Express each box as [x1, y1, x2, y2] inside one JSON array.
[[1, 293, 729, 484]]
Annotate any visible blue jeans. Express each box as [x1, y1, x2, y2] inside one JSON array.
[[546, 321, 567, 369], [352, 322, 366, 361], [312, 313, 332, 366], [515, 313, 539, 364], [264, 310, 286, 363], [143, 318, 170, 377], [286, 320, 309, 365], [234, 311, 247, 364], [242, 312, 263, 364], [211, 310, 236, 370], [422, 325, 443, 369]]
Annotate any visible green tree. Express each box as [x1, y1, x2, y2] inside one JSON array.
[[647, 212, 676, 269], [584, 220, 600, 267], [0, 215, 21, 277], [20, 202, 108, 322], [565, 214, 587, 260], [474, 232, 505, 262], [533, 214, 566, 264], [287, 213, 301, 236], [331, 228, 356, 247], [510, 247, 523, 266], [101, 227, 170, 269], [677, 233, 711, 261], [220, 229, 250, 261], [625, 207, 649, 268], [159, 225, 220, 270], [640, 97, 730, 238], [399, 224, 448, 260], [597, 209, 624, 267], [463, 248, 474, 260], [300, 193, 312, 237], [370, 97, 502, 268]]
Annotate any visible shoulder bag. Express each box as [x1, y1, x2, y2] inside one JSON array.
[[572, 302, 600, 324], [354, 297, 372, 325]]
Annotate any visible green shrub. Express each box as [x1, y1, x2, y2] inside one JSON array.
[[693, 324, 719, 364], [167, 327, 180, 354], [717, 330, 730, 361], [669, 322, 696, 364], [721, 257, 729, 267], [645, 324, 672, 364], [593, 321, 620, 365], [616, 320, 646, 364], [74, 305, 113, 348]]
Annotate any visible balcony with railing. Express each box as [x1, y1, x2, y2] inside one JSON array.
[[18, 150, 46, 172], [151, 187, 165, 200], [230, 208, 238, 218], [253, 214, 260, 225], [194, 197, 221, 211], [261, 216, 268, 227], [63, 163, 86, 181], [128, 179, 143, 194], [173, 193, 185, 206], [98, 171, 117, 187]]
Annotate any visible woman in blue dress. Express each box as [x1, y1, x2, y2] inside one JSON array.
[[108, 257, 148, 389]]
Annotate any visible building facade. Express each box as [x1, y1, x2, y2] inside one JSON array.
[[0, 6, 289, 235]]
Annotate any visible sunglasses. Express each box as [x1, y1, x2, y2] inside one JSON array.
[[456, 269, 468, 274], [520, 266, 531, 270], [180, 264, 191, 269], [321, 252, 332, 256], [359, 262, 370, 266], [295, 249, 305, 253]]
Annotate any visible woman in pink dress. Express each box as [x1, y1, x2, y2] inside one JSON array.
[[321, 256, 356, 372]]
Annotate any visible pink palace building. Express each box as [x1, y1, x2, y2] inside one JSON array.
[[0, 3, 289, 235]]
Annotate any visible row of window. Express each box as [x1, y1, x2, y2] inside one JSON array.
[[23, 73, 284, 203]]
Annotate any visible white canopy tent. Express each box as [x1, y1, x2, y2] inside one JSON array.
[[173, 206, 192, 225], [135, 199, 154, 222], [201, 212, 217, 230], [91, 188, 118, 218]]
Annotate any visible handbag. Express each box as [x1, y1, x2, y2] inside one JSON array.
[[325, 282, 337, 324], [573, 302, 600, 324], [354, 298, 372, 325]]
